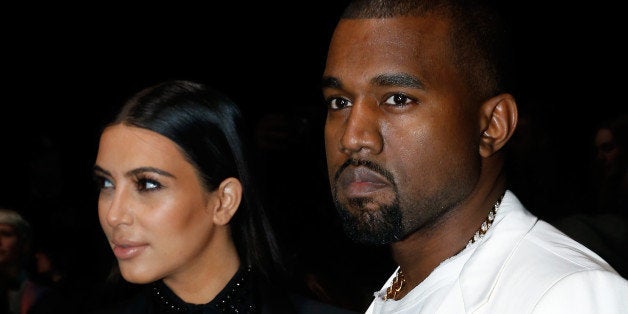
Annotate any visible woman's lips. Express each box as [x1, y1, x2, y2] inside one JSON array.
[[336, 165, 391, 197], [112, 241, 148, 260]]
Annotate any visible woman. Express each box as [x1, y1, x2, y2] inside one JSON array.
[[93, 80, 296, 313]]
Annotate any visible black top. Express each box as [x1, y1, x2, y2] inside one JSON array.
[[150, 266, 257, 313], [113, 266, 278, 314], [92, 266, 358, 314]]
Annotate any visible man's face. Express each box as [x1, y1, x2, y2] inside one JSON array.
[[594, 128, 619, 169], [322, 16, 481, 245]]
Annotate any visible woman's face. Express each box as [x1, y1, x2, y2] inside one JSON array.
[[94, 124, 220, 284]]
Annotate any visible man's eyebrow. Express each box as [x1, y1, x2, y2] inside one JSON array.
[[321, 73, 424, 90], [372, 73, 424, 89], [321, 76, 342, 89]]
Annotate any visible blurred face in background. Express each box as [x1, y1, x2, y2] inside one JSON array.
[[0, 223, 20, 266], [595, 127, 619, 170]]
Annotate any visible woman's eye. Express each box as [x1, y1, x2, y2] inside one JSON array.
[[328, 97, 352, 110], [383, 94, 414, 107], [137, 178, 162, 192], [94, 176, 114, 190], [102, 179, 113, 189]]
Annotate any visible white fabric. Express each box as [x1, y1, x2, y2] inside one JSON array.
[[366, 190, 628, 313]]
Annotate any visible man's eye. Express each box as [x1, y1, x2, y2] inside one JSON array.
[[328, 97, 352, 110], [137, 178, 162, 192], [598, 142, 617, 153], [383, 94, 414, 107]]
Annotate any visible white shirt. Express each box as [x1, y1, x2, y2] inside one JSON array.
[[366, 190, 628, 313]]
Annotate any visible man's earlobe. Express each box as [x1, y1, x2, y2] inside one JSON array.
[[479, 93, 518, 157]]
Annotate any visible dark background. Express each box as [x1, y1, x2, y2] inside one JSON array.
[[1, 1, 626, 311]]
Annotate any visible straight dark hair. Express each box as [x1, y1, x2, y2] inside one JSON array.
[[111, 80, 284, 284]]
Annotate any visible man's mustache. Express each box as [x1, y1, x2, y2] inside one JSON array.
[[334, 158, 396, 186]]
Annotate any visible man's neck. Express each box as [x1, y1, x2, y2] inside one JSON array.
[[389, 187, 506, 299]]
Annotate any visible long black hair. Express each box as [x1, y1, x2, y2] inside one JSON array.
[[111, 79, 284, 284]]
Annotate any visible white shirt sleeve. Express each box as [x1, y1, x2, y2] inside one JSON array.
[[532, 269, 628, 313]]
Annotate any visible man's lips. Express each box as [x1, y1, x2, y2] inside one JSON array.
[[336, 165, 391, 197]]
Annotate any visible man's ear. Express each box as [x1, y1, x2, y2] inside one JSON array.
[[478, 93, 518, 157], [212, 177, 242, 226]]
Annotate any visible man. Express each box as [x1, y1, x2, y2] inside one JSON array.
[[321, 0, 628, 313]]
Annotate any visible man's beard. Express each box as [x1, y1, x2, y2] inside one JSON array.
[[334, 193, 404, 246]]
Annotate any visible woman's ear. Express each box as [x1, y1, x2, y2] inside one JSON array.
[[212, 177, 242, 226], [479, 93, 518, 157]]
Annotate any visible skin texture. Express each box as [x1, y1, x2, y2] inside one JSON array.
[[322, 16, 517, 297], [95, 124, 242, 304]]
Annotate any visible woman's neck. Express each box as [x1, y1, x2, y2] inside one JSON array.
[[163, 228, 241, 304]]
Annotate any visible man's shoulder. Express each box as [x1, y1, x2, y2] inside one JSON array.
[[478, 218, 628, 312], [460, 198, 628, 312], [493, 191, 617, 275], [522, 218, 616, 273]]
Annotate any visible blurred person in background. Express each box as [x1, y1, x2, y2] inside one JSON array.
[[0, 208, 48, 314]]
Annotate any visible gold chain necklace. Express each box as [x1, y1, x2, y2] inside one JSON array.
[[384, 268, 406, 301], [466, 195, 502, 248], [384, 195, 504, 301]]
